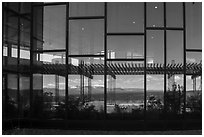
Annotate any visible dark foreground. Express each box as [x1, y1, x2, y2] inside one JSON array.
[[2, 128, 202, 135]]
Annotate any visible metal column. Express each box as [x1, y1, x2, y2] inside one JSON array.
[[104, 2, 107, 115], [144, 2, 147, 120], [183, 2, 187, 114], [65, 2, 69, 120]]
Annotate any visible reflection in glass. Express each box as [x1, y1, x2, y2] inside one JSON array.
[[147, 30, 164, 64], [42, 75, 65, 119], [33, 74, 43, 118], [34, 52, 66, 64], [19, 75, 30, 118], [186, 2, 202, 49], [167, 31, 183, 64], [166, 74, 184, 114], [107, 61, 144, 119], [108, 2, 144, 33], [146, 75, 164, 119], [147, 3, 163, 27], [108, 36, 144, 59], [166, 2, 183, 27], [34, 5, 66, 50], [69, 19, 104, 55], [69, 2, 104, 17], [7, 74, 18, 118], [186, 52, 202, 64]]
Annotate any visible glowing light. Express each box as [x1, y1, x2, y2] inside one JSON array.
[[153, 24, 156, 27], [155, 6, 158, 9], [81, 27, 84, 31], [132, 21, 136, 24]]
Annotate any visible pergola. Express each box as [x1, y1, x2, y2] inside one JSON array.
[[3, 56, 202, 103]]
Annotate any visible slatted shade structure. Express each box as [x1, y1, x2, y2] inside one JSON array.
[[32, 62, 202, 79], [3, 56, 202, 79]]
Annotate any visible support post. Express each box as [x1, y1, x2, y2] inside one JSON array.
[[88, 78, 92, 101], [193, 77, 196, 92], [163, 2, 167, 116], [144, 2, 147, 121], [65, 2, 69, 120], [104, 2, 107, 116], [183, 2, 186, 115], [55, 75, 59, 104]]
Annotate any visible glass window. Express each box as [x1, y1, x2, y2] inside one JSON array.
[[186, 2, 202, 49], [7, 3, 19, 13], [7, 74, 18, 118], [19, 75, 30, 118], [186, 52, 202, 64], [4, 11, 18, 44], [147, 30, 164, 64], [107, 2, 144, 33], [69, 19, 104, 55], [20, 3, 31, 14], [20, 49, 30, 59], [33, 74, 43, 118], [147, 75, 164, 119], [69, 2, 104, 17], [33, 5, 66, 50], [20, 19, 30, 47], [34, 52, 66, 64], [42, 75, 65, 119], [166, 2, 183, 27], [68, 56, 104, 119], [43, 5, 66, 50], [20, 48, 30, 65], [33, 6, 43, 51], [11, 45, 18, 58], [147, 3, 163, 27], [3, 45, 8, 56], [107, 61, 144, 119], [167, 31, 183, 64], [107, 36, 144, 59]]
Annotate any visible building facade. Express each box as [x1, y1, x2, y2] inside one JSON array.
[[2, 2, 202, 124]]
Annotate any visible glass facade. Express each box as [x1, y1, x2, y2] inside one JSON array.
[[2, 2, 202, 123]]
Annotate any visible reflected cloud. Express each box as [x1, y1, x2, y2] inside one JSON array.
[[186, 58, 196, 63]]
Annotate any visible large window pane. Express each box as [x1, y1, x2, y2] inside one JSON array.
[[147, 75, 164, 120], [107, 2, 144, 33], [167, 31, 183, 64], [186, 52, 202, 64], [186, 75, 201, 117], [19, 75, 30, 118], [107, 61, 144, 119], [147, 30, 164, 64], [33, 5, 66, 50], [166, 74, 184, 115], [69, 19, 104, 55], [147, 3, 163, 27], [68, 57, 104, 120], [166, 2, 183, 28], [4, 10, 18, 45], [107, 36, 144, 59], [69, 2, 104, 17], [186, 2, 202, 49], [33, 74, 43, 118], [7, 74, 18, 118], [43, 75, 65, 119], [20, 18, 30, 65]]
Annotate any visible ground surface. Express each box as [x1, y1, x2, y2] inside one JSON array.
[[2, 128, 202, 135]]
